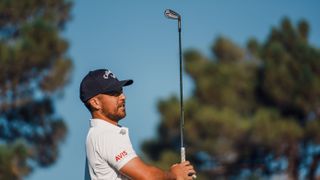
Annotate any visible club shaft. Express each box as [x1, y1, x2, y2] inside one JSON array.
[[178, 18, 184, 150], [176, 12, 197, 180]]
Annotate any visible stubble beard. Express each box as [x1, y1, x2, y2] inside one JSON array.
[[108, 106, 126, 122]]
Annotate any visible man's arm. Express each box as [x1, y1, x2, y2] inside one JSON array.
[[120, 157, 195, 180]]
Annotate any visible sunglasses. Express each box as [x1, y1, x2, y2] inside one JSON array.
[[104, 88, 123, 97]]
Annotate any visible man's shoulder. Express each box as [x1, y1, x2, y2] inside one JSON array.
[[87, 126, 128, 145], [87, 126, 114, 139]]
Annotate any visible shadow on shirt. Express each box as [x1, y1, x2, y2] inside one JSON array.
[[84, 158, 90, 180]]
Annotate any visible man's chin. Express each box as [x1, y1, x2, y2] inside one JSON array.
[[115, 112, 126, 121], [108, 113, 126, 122], [119, 109, 126, 118]]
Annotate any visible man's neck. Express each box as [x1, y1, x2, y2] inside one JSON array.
[[92, 114, 119, 126]]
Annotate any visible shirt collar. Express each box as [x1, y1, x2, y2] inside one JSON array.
[[90, 118, 128, 134]]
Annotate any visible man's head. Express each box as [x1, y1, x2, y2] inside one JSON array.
[[80, 69, 133, 121]]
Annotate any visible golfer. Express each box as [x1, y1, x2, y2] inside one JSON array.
[[80, 69, 196, 179]]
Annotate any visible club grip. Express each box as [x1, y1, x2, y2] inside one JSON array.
[[181, 147, 186, 162], [181, 147, 197, 179]]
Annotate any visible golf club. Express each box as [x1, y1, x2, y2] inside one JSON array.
[[164, 9, 196, 179]]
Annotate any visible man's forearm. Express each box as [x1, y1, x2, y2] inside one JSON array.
[[147, 166, 177, 180], [120, 157, 192, 180]]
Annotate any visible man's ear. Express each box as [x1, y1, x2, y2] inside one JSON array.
[[88, 97, 101, 110]]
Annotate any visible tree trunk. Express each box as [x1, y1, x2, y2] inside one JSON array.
[[287, 143, 300, 180], [307, 153, 320, 180]]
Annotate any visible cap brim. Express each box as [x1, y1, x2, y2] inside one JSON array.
[[103, 79, 133, 93], [121, 79, 133, 86]]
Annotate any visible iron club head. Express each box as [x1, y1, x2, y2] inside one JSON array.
[[164, 9, 180, 20]]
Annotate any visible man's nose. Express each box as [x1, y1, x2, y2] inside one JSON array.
[[119, 93, 126, 100]]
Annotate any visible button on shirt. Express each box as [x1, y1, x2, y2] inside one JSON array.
[[86, 119, 137, 180]]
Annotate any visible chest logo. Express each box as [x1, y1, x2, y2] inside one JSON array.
[[120, 129, 126, 135]]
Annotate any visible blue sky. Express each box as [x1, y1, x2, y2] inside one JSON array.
[[26, 1, 320, 179]]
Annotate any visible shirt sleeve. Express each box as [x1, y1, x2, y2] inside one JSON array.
[[100, 128, 137, 170]]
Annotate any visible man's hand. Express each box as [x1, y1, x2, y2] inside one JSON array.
[[170, 161, 196, 180]]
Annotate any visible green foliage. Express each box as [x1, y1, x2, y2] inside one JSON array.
[[212, 37, 245, 62], [261, 18, 320, 116], [0, 142, 30, 180], [154, 150, 180, 170], [142, 18, 320, 179], [305, 119, 320, 143], [0, 0, 72, 179], [250, 109, 303, 149]]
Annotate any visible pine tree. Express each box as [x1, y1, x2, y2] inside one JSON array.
[[142, 18, 320, 179], [0, 0, 73, 179]]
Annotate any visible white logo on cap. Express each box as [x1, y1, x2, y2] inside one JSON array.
[[103, 70, 116, 79]]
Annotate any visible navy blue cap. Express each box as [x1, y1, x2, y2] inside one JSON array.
[[80, 69, 133, 103]]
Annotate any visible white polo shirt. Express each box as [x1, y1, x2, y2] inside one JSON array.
[[86, 118, 137, 180]]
